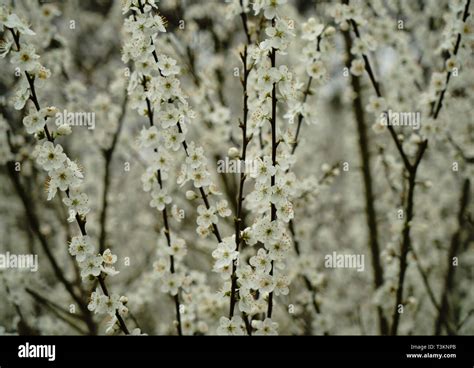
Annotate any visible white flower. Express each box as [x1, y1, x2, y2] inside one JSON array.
[[257, 274, 275, 294], [263, 0, 287, 20], [350, 59, 365, 76], [461, 19, 473, 39], [226, 0, 250, 18], [40, 5, 61, 21], [344, 2, 365, 25], [241, 227, 258, 246], [196, 225, 211, 238], [253, 318, 278, 335], [79, 254, 103, 278], [237, 265, 258, 290], [162, 126, 184, 151], [161, 273, 183, 296], [277, 200, 294, 223], [176, 164, 186, 187], [104, 294, 122, 316], [138, 126, 160, 148], [13, 82, 30, 110], [306, 60, 326, 79], [11, 44, 40, 72], [49, 163, 81, 192], [23, 111, 46, 135], [216, 200, 231, 217], [266, 236, 291, 260], [216, 316, 245, 335], [431, 72, 446, 92], [256, 67, 281, 93], [171, 204, 184, 222], [141, 167, 157, 192], [4, 13, 35, 35], [366, 96, 386, 114], [238, 288, 256, 314], [251, 156, 276, 183], [168, 237, 187, 260], [270, 183, 289, 206], [250, 182, 272, 204], [63, 189, 90, 218], [302, 18, 324, 41], [185, 144, 206, 169], [445, 57, 458, 72], [159, 76, 180, 100], [350, 38, 368, 55], [248, 104, 269, 134], [135, 57, 157, 76], [157, 55, 180, 76], [34, 65, 51, 86], [274, 274, 290, 296], [151, 14, 167, 33], [372, 120, 387, 134], [175, 164, 187, 186], [150, 188, 172, 211], [88, 289, 101, 312], [101, 264, 119, 276], [105, 315, 119, 335], [190, 167, 211, 188], [254, 217, 282, 244], [153, 257, 170, 277], [102, 249, 117, 265], [212, 237, 239, 270], [158, 106, 180, 129], [35, 141, 67, 171], [69, 235, 94, 262], [94, 294, 110, 314], [249, 248, 272, 274], [197, 205, 218, 227], [330, 3, 348, 25]]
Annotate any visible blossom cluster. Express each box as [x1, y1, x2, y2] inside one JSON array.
[[1, 5, 129, 335], [0, 0, 473, 338]]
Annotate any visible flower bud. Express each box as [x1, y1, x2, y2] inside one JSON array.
[[228, 147, 240, 158], [43, 106, 58, 117], [57, 124, 72, 136], [186, 190, 198, 200], [119, 296, 128, 304]]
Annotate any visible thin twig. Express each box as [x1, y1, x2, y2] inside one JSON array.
[[99, 94, 128, 253], [229, 4, 252, 321], [343, 28, 388, 335], [431, 0, 471, 120], [7, 27, 129, 335]]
